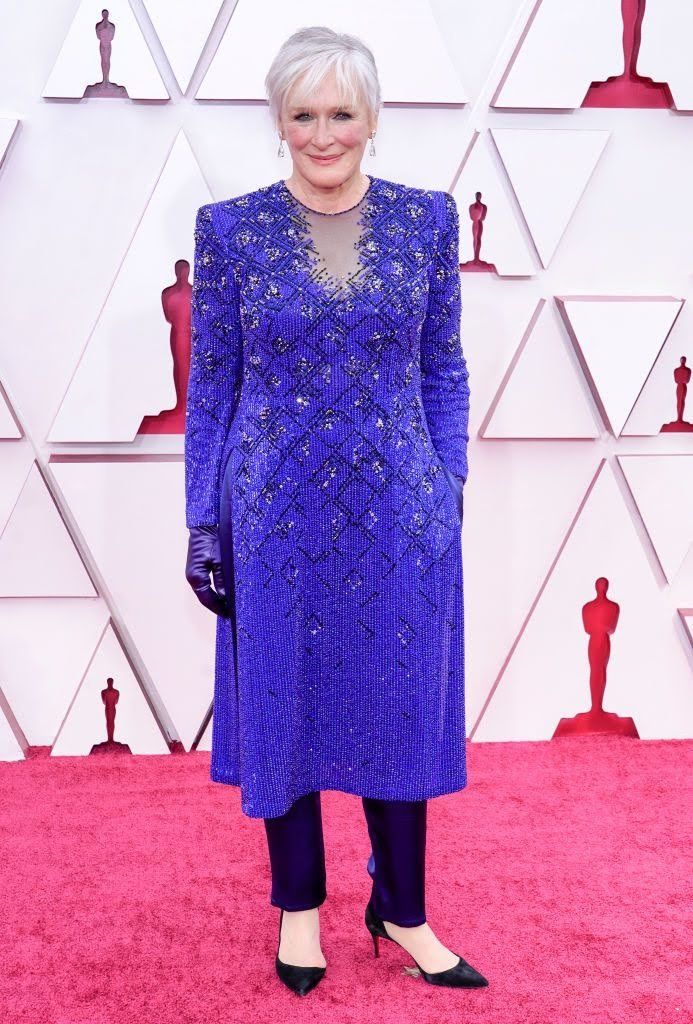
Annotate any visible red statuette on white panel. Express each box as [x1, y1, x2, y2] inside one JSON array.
[[0, 463, 96, 597], [52, 621, 170, 757], [474, 461, 693, 742], [622, 314, 692, 436], [558, 296, 683, 437], [482, 301, 600, 439], [42, 0, 168, 100], [51, 458, 216, 752], [47, 131, 212, 443], [491, 128, 610, 269], [453, 133, 535, 276], [196, 0, 468, 102], [462, 445, 599, 737]]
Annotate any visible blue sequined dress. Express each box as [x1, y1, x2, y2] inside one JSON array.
[[184, 175, 470, 818]]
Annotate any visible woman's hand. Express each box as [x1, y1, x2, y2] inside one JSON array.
[[185, 525, 229, 617]]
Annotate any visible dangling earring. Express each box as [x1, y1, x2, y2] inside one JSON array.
[[369, 133, 376, 157], [277, 136, 285, 158]]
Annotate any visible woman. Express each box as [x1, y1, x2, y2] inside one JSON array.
[[184, 25, 486, 996]]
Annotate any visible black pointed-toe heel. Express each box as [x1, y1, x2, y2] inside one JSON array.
[[364, 899, 489, 989], [275, 908, 327, 996]]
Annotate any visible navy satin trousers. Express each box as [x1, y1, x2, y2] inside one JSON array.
[[263, 791, 427, 927]]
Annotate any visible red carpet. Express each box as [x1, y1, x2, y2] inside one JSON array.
[[2, 736, 690, 1023]]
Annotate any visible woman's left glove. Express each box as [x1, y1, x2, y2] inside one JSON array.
[[185, 525, 229, 617]]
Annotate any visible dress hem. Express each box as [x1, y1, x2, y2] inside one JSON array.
[[209, 765, 468, 819]]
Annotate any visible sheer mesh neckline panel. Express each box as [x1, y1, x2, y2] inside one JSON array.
[[279, 178, 375, 297], [279, 175, 374, 216]]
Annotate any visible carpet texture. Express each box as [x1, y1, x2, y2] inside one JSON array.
[[1, 736, 690, 1024]]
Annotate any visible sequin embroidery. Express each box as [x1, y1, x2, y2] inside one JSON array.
[[184, 175, 470, 818]]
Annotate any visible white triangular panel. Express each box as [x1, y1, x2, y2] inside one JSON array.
[[0, 385, 22, 438], [561, 297, 683, 436], [0, 599, 109, 743], [475, 462, 693, 741], [622, 317, 691, 436], [0, 447, 34, 537], [143, 0, 223, 94], [638, 2, 693, 111], [620, 455, 693, 585], [48, 131, 212, 442], [0, 694, 24, 763], [198, 712, 212, 752], [43, 0, 169, 99], [452, 133, 535, 276], [493, 0, 622, 109], [0, 117, 19, 167], [484, 303, 600, 438], [52, 621, 169, 756], [464, 445, 600, 734], [0, 463, 96, 597], [198, 0, 468, 102], [678, 609, 693, 650], [492, 128, 610, 267], [51, 459, 216, 751]]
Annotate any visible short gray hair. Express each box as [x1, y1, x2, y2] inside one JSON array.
[[265, 25, 381, 127]]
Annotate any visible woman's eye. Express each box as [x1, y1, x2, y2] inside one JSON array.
[[294, 112, 352, 121]]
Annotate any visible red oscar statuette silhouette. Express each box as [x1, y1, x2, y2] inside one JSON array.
[[460, 191, 497, 274], [90, 676, 132, 754], [554, 577, 639, 738], [83, 8, 128, 98], [139, 258, 193, 434], [660, 356, 693, 432], [583, 0, 672, 108]]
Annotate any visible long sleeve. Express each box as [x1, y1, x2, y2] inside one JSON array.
[[184, 202, 244, 528], [420, 190, 470, 483]]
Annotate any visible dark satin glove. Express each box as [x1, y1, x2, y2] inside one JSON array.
[[185, 525, 229, 617], [441, 464, 464, 522]]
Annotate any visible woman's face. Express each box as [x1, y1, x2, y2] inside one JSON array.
[[279, 68, 376, 191]]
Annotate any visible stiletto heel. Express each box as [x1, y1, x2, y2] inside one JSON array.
[[275, 908, 327, 996], [365, 898, 389, 959], [364, 897, 489, 988]]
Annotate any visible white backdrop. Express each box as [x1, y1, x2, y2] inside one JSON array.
[[0, 0, 691, 764]]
